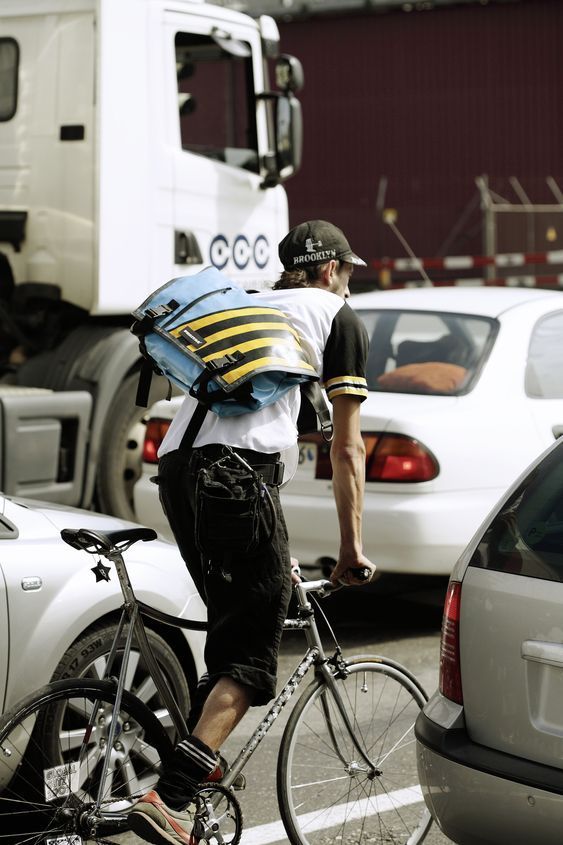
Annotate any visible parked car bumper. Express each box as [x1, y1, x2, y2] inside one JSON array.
[[281, 486, 504, 576], [416, 704, 563, 845]]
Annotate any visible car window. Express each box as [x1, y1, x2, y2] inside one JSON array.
[[356, 309, 497, 395], [469, 442, 563, 581], [525, 311, 563, 399], [0, 515, 18, 539]]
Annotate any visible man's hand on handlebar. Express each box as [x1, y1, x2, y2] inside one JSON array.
[[290, 556, 302, 585], [329, 552, 378, 588]]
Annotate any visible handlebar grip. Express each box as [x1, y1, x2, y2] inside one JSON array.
[[353, 567, 371, 582]]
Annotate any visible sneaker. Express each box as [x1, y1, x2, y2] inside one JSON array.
[[128, 790, 198, 845]]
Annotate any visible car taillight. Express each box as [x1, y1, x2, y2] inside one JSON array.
[[298, 432, 439, 482], [365, 433, 438, 481], [439, 581, 463, 705], [142, 418, 171, 464]]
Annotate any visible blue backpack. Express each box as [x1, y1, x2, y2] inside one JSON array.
[[131, 267, 330, 431]]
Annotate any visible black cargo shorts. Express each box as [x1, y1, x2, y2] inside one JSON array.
[[157, 445, 292, 706]]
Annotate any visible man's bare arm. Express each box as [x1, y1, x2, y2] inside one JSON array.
[[329, 395, 377, 585]]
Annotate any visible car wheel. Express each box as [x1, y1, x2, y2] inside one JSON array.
[[51, 622, 191, 744]]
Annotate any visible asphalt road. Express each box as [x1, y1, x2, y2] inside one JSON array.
[[119, 579, 454, 845]]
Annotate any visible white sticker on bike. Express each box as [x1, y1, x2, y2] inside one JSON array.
[[46, 837, 82, 845], [44, 761, 80, 802]]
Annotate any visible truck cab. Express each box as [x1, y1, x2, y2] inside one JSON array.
[[0, 0, 302, 519]]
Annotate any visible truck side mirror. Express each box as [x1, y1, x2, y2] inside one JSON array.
[[259, 53, 304, 187], [275, 93, 302, 181], [275, 54, 304, 94]]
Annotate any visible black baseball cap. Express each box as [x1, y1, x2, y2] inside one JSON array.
[[278, 220, 367, 271]]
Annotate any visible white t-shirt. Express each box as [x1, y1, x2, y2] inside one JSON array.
[[158, 286, 368, 462]]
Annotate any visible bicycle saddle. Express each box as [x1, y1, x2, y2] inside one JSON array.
[[60, 527, 157, 554]]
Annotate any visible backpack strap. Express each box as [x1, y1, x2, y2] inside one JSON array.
[[135, 358, 154, 408], [179, 402, 209, 453], [135, 357, 172, 408], [301, 381, 333, 442]]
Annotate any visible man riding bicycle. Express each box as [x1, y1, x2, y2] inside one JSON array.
[[130, 220, 377, 845]]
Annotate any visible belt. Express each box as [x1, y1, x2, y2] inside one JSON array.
[[194, 445, 284, 486]]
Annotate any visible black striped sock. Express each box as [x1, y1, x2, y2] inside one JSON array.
[[176, 735, 217, 773], [157, 735, 217, 810]]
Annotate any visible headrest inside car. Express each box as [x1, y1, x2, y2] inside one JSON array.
[[377, 362, 468, 394]]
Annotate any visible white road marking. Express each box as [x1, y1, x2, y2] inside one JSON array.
[[240, 784, 424, 845]]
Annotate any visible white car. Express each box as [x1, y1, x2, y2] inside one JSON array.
[[0, 493, 206, 723], [134, 286, 563, 578]]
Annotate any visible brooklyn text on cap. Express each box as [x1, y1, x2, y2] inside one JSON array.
[[278, 220, 367, 270]]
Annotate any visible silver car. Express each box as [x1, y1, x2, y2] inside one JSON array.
[[416, 436, 563, 845]]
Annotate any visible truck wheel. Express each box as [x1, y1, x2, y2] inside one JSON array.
[[96, 372, 170, 520]]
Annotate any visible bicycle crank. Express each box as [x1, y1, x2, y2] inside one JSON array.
[[194, 783, 243, 845]]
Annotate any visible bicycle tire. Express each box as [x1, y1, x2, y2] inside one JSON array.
[[277, 655, 432, 845], [0, 678, 174, 844]]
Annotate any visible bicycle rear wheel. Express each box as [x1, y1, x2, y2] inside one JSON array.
[[277, 656, 432, 845], [0, 678, 173, 844]]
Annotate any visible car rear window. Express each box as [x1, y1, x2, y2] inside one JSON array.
[[469, 442, 563, 582], [356, 309, 497, 395]]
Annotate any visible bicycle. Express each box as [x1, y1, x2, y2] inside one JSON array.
[[0, 525, 432, 845]]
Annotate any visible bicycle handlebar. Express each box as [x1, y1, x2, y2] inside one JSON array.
[[299, 566, 372, 598]]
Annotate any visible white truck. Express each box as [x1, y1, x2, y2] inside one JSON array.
[[0, 0, 302, 520]]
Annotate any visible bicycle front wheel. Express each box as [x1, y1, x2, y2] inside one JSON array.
[[277, 656, 432, 845], [0, 678, 173, 844]]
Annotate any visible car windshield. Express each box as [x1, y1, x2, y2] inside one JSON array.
[[356, 309, 497, 395]]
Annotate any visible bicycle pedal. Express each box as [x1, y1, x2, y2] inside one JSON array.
[[231, 772, 246, 791]]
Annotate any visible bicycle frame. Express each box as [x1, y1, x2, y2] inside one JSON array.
[[88, 548, 377, 807]]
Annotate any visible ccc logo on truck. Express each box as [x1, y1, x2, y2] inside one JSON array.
[[210, 234, 269, 271]]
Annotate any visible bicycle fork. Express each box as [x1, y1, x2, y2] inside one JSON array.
[[316, 661, 381, 778]]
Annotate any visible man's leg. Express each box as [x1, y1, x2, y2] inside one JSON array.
[[192, 676, 254, 750]]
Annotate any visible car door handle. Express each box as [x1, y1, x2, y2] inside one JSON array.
[[553, 425, 563, 439], [522, 640, 563, 667]]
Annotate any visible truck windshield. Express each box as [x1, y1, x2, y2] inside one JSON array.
[[175, 32, 258, 173], [0, 39, 18, 121], [356, 308, 497, 396]]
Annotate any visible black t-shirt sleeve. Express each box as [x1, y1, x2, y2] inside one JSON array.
[[322, 302, 369, 403]]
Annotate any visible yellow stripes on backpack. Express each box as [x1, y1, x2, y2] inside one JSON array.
[[221, 356, 315, 386], [171, 307, 301, 340], [184, 321, 302, 349], [169, 305, 316, 388], [199, 336, 315, 367]]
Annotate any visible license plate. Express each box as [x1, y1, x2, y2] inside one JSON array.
[[298, 442, 317, 478]]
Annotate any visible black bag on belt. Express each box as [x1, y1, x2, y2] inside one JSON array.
[[194, 449, 277, 560]]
